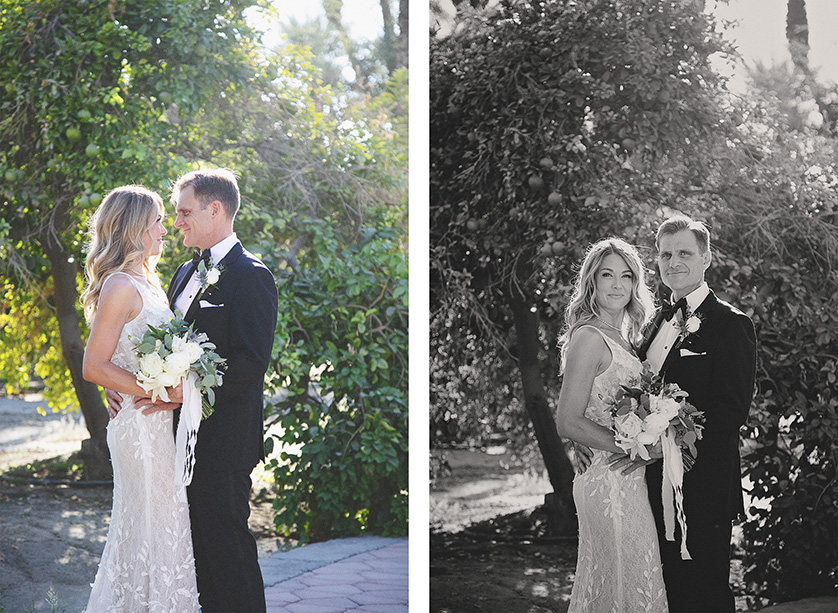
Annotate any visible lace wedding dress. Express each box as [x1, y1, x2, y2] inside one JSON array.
[[86, 273, 199, 612], [567, 326, 667, 613]]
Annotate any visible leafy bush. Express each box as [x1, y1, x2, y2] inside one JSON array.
[[263, 215, 408, 542], [706, 105, 838, 603]]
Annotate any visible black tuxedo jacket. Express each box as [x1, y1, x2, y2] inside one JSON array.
[[639, 289, 757, 522], [167, 241, 278, 473]]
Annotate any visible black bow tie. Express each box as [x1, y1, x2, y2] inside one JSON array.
[[661, 297, 688, 321], [191, 249, 211, 268]]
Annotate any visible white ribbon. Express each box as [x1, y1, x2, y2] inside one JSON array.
[[661, 427, 692, 560], [174, 371, 201, 487]]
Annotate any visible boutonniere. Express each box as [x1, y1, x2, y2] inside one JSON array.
[[196, 258, 225, 294], [675, 310, 702, 345]]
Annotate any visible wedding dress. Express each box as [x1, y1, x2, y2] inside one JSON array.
[[567, 326, 667, 613], [86, 273, 199, 612]]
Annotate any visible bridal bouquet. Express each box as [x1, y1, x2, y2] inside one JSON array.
[[610, 362, 705, 560], [132, 311, 225, 420], [610, 362, 704, 464]]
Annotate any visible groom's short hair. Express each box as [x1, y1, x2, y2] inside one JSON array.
[[172, 168, 240, 219], [656, 215, 711, 253]]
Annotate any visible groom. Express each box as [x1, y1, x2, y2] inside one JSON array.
[[114, 168, 278, 612], [167, 168, 277, 612], [636, 215, 756, 612]]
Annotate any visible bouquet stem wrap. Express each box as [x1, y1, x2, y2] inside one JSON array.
[[174, 371, 201, 487], [661, 427, 691, 560]]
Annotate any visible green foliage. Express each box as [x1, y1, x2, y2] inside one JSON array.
[[0, 0, 407, 537], [203, 46, 409, 541], [0, 0, 265, 411], [263, 215, 408, 542]]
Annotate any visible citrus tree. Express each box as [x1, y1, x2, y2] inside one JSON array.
[[0, 0, 265, 478], [430, 0, 733, 532], [432, 0, 837, 602]]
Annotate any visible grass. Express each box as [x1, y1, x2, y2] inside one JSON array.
[[0, 585, 70, 613]]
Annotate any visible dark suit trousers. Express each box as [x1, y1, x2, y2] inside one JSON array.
[[188, 468, 266, 612], [648, 466, 735, 612]]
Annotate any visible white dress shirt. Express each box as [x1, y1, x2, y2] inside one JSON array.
[[647, 282, 710, 374], [173, 233, 238, 314]]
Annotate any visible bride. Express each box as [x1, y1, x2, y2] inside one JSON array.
[[555, 238, 667, 612], [81, 185, 199, 611]]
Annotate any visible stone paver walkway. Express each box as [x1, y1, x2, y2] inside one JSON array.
[[260, 536, 408, 613]]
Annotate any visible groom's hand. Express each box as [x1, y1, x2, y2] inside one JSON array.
[[567, 441, 593, 474], [138, 382, 183, 415], [105, 388, 123, 419], [607, 450, 661, 475], [138, 398, 181, 415]]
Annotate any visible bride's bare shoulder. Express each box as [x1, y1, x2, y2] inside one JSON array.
[[97, 273, 143, 318]]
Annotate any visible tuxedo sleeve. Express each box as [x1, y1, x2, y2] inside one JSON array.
[[222, 265, 278, 386], [706, 311, 757, 434]]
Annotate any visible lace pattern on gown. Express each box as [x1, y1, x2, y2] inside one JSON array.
[[566, 326, 667, 613], [86, 273, 199, 612]]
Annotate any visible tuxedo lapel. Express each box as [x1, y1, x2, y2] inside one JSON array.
[[659, 291, 718, 377], [167, 262, 195, 310], [184, 242, 245, 322], [637, 311, 666, 362]]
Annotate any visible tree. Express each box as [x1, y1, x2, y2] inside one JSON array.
[[166, 33, 409, 541], [430, 0, 734, 532], [707, 64, 838, 606], [0, 0, 265, 478], [274, 0, 407, 90]]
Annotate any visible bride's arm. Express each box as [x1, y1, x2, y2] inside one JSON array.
[[83, 275, 181, 403], [555, 328, 624, 455]]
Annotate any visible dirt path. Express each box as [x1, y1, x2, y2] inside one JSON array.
[[428, 446, 833, 613], [0, 394, 282, 612], [430, 446, 552, 533]]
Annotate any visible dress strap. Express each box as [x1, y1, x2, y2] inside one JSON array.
[[578, 324, 634, 357]]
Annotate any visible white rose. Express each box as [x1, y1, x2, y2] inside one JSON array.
[[184, 341, 203, 363], [138, 352, 164, 378], [205, 268, 221, 285], [636, 430, 659, 445], [171, 335, 187, 354], [644, 411, 673, 436], [651, 396, 681, 420], [685, 315, 701, 333], [615, 412, 644, 438], [163, 352, 191, 378], [156, 371, 178, 388]]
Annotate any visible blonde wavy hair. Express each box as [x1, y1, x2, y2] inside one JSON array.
[[81, 185, 166, 323], [558, 238, 655, 371]]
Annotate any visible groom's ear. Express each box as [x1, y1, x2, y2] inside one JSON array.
[[702, 249, 712, 270], [209, 200, 223, 218]]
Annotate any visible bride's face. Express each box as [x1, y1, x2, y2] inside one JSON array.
[[594, 253, 633, 315], [142, 211, 167, 258]]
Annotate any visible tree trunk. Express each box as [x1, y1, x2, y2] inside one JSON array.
[[322, 0, 364, 86], [41, 201, 112, 481], [786, 0, 809, 74], [397, 0, 408, 69], [507, 259, 576, 536], [379, 0, 397, 74]]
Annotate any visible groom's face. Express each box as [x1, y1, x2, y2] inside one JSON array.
[[174, 185, 215, 250], [657, 230, 711, 300]]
